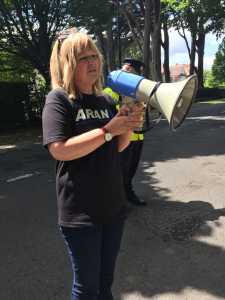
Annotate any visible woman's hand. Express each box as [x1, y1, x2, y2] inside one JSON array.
[[125, 103, 145, 131], [104, 103, 144, 136]]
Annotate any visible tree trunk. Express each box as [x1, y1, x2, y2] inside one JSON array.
[[196, 31, 205, 88], [162, 17, 170, 82], [106, 25, 116, 71], [143, 0, 151, 78], [152, 29, 162, 81], [189, 33, 197, 75], [150, 0, 162, 81], [96, 31, 108, 80]]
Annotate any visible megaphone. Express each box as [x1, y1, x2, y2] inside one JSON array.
[[107, 70, 198, 130]]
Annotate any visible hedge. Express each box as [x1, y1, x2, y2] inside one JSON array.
[[195, 88, 225, 101], [0, 82, 29, 130]]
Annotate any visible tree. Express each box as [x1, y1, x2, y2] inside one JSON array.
[[161, 3, 171, 82], [148, 0, 162, 81], [71, 1, 135, 76], [212, 38, 225, 86], [70, 0, 117, 76], [0, 50, 33, 82], [0, 0, 73, 84], [203, 70, 216, 87], [113, 0, 162, 80], [163, 0, 225, 87], [73, 1, 162, 80]]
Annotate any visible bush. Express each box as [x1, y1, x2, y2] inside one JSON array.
[[0, 82, 29, 130], [195, 88, 225, 101]]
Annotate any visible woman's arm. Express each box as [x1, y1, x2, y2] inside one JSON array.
[[48, 128, 106, 161], [48, 104, 144, 161], [48, 111, 135, 161]]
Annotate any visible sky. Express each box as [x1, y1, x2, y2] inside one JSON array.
[[168, 30, 223, 69]]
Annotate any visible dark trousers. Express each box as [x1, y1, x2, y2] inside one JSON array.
[[121, 141, 143, 193], [60, 219, 125, 300]]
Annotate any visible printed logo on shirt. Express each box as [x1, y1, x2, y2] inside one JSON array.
[[75, 108, 110, 122]]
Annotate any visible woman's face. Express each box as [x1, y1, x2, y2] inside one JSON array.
[[75, 48, 100, 92]]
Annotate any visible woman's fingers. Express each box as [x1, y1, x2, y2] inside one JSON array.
[[106, 107, 145, 136], [128, 111, 144, 122], [118, 105, 131, 116], [130, 103, 145, 112], [126, 120, 144, 130]]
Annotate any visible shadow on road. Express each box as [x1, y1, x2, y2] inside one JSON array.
[[115, 103, 225, 299], [117, 192, 225, 299]]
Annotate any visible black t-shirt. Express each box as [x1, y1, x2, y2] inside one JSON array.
[[42, 88, 127, 227]]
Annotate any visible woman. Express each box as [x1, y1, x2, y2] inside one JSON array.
[[42, 28, 143, 300]]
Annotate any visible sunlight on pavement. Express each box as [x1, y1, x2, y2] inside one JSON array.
[[122, 290, 225, 300], [0, 144, 16, 150], [6, 173, 34, 183], [121, 292, 185, 300], [187, 116, 225, 121], [122, 292, 144, 300]]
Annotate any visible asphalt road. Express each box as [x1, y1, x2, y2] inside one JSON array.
[[1, 101, 225, 300]]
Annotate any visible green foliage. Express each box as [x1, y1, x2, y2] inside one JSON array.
[[0, 0, 74, 82], [0, 47, 48, 118], [0, 51, 33, 82], [28, 71, 49, 118], [71, 0, 114, 34], [203, 70, 217, 87], [123, 42, 143, 61], [162, 0, 225, 34], [212, 38, 225, 86], [0, 81, 28, 129]]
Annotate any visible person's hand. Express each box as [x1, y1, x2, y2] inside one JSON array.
[[118, 104, 131, 116], [104, 112, 131, 137], [104, 103, 144, 136], [125, 103, 145, 131]]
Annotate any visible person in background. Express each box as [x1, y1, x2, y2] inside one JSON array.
[[42, 28, 144, 300], [104, 58, 146, 206]]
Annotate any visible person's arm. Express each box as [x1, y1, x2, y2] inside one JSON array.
[[43, 92, 144, 161], [48, 128, 106, 161], [48, 110, 138, 161], [48, 107, 144, 161], [42, 92, 108, 161]]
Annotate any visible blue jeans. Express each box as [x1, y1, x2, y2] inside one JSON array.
[[60, 219, 125, 300]]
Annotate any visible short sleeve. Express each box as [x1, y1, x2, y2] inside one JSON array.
[[42, 90, 73, 147]]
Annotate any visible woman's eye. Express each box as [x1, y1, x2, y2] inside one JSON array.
[[79, 55, 98, 62], [79, 56, 88, 61]]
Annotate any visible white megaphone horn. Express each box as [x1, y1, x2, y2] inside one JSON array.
[[107, 70, 198, 130]]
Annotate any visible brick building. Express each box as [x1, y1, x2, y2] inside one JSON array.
[[162, 64, 190, 82]]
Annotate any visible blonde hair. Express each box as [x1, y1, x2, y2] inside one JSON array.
[[50, 29, 103, 99]]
